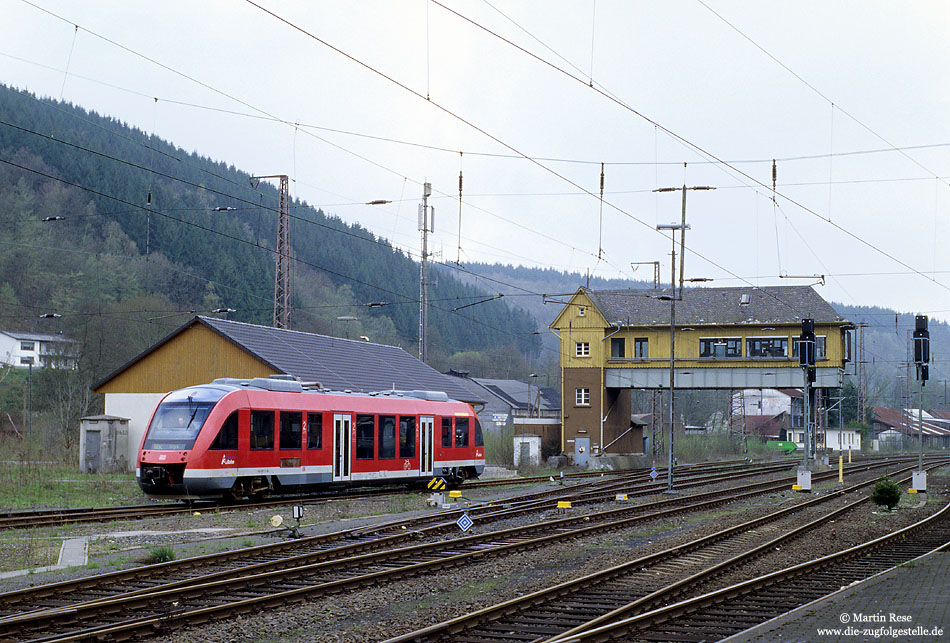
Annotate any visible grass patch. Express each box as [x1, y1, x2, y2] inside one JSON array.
[[147, 545, 176, 563], [0, 531, 60, 572], [0, 461, 140, 509]]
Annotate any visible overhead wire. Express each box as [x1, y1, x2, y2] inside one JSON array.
[[420, 0, 950, 305]]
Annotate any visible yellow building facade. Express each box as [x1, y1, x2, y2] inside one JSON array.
[[550, 286, 853, 461]]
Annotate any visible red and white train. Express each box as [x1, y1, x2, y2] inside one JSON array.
[[137, 376, 485, 499]]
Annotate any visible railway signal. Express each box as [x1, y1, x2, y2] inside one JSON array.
[[912, 315, 929, 493]]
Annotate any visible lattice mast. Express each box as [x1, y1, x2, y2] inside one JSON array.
[[251, 174, 291, 329]]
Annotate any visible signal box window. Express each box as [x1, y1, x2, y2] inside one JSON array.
[[356, 414, 375, 460], [700, 338, 741, 358], [250, 410, 274, 450], [576, 387, 590, 406], [793, 336, 826, 360], [455, 417, 470, 448], [610, 337, 625, 358], [379, 415, 396, 459], [747, 337, 788, 358], [441, 417, 453, 448], [209, 411, 239, 450], [279, 411, 302, 450], [473, 417, 484, 447], [399, 416, 416, 458], [307, 412, 323, 449], [575, 342, 590, 357], [634, 338, 648, 359]]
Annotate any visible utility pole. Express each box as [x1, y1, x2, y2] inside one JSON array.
[[419, 182, 434, 362], [653, 164, 715, 293], [251, 174, 291, 328], [654, 175, 714, 492]]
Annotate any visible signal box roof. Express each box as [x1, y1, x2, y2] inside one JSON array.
[[574, 285, 848, 327]]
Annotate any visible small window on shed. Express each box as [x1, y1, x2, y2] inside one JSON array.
[[209, 412, 239, 450], [307, 412, 323, 449], [578, 306, 586, 317]]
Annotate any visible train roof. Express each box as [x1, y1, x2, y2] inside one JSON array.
[[204, 376, 463, 404]]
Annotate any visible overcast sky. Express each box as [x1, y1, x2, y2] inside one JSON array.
[[2, 1, 949, 320]]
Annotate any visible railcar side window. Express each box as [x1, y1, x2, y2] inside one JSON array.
[[455, 417, 470, 448], [399, 416, 416, 458], [356, 414, 375, 460], [378, 415, 396, 459], [473, 417, 484, 447], [209, 412, 239, 450], [441, 417, 453, 448], [306, 412, 323, 449], [279, 411, 302, 450], [250, 410, 275, 450]]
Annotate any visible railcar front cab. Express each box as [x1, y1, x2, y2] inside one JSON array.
[[137, 385, 231, 498]]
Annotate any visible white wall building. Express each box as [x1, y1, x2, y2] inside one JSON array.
[[0, 330, 78, 369]]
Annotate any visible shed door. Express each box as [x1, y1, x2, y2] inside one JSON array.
[[85, 429, 102, 474], [332, 413, 351, 482]]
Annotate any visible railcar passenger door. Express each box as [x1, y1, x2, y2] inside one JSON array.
[[420, 416, 434, 477], [332, 413, 351, 482]]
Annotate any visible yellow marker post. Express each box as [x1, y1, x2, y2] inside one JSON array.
[[909, 488, 918, 494], [839, 455, 843, 483], [556, 501, 572, 509], [848, 448, 852, 463]]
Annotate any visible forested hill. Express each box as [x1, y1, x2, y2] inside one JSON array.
[[0, 84, 539, 377]]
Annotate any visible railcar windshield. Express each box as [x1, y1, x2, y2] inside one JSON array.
[[143, 386, 230, 451]]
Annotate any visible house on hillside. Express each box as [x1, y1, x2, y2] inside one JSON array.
[[0, 330, 79, 369], [92, 316, 484, 471], [549, 285, 853, 464]]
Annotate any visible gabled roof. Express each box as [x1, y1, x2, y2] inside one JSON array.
[[93, 316, 483, 404], [870, 406, 950, 436], [0, 330, 78, 343], [580, 285, 847, 327], [469, 377, 560, 412]]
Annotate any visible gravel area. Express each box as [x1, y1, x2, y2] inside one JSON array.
[[2, 463, 942, 642], [157, 469, 947, 643]]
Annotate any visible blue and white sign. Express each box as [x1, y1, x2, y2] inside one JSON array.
[[457, 513, 473, 532], [650, 468, 658, 480]]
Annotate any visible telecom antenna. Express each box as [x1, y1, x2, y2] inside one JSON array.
[[419, 182, 434, 362], [251, 174, 291, 328]]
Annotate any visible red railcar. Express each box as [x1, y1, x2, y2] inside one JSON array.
[[136, 376, 484, 499]]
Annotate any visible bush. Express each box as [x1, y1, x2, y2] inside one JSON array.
[[148, 546, 176, 563], [871, 476, 902, 511]]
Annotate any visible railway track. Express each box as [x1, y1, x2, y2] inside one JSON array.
[[0, 458, 922, 641], [0, 460, 756, 531], [384, 462, 948, 643], [544, 483, 950, 642]]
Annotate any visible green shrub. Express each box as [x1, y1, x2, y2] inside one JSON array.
[[148, 546, 176, 563], [871, 476, 902, 511]]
